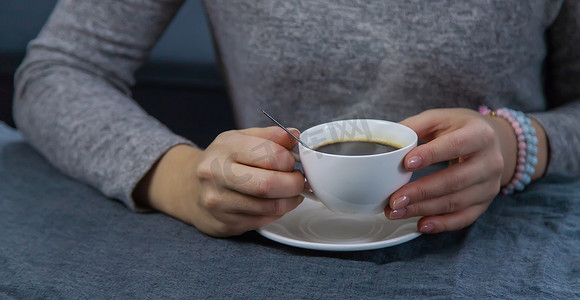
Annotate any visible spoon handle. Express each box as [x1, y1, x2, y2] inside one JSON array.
[[261, 109, 310, 149]]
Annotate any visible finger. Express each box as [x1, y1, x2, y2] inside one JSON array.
[[212, 163, 305, 198], [217, 131, 298, 171], [202, 188, 304, 216], [416, 203, 491, 234], [399, 108, 475, 142], [240, 126, 300, 150], [387, 181, 496, 220], [389, 158, 490, 210], [402, 123, 493, 171]]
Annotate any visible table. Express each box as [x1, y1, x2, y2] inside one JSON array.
[[1, 122, 579, 298]]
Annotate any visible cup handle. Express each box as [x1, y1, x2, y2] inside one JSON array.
[[291, 149, 301, 163], [292, 149, 323, 203], [300, 176, 323, 203], [300, 188, 322, 202]]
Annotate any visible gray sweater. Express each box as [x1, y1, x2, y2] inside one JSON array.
[[14, 0, 580, 210]]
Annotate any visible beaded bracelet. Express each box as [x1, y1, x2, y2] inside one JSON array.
[[478, 106, 538, 195]]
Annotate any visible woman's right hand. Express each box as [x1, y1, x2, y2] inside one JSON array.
[[134, 127, 305, 237]]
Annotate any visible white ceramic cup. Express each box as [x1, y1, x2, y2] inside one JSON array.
[[298, 119, 418, 215]]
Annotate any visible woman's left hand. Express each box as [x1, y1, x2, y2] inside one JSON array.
[[385, 108, 521, 234]]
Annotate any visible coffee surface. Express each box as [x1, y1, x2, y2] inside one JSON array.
[[313, 140, 400, 155]]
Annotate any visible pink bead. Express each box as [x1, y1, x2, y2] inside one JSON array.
[[479, 106, 491, 115], [517, 165, 525, 172], [518, 135, 525, 142], [518, 142, 526, 149], [518, 157, 526, 164], [515, 128, 523, 135], [518, 149, 526, 156], [515, 173, 523, 180]]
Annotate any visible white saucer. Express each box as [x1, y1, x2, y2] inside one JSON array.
[[257, 198, 421, 251]]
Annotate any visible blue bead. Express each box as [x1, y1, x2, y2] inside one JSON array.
[[526, 165, 535, 174], [523, 174, 531, 183]]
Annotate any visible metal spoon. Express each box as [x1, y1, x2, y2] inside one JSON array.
[[261, 109, 310, 149]]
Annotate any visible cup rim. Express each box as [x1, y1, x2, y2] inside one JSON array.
[[299, 119, 418, 158]]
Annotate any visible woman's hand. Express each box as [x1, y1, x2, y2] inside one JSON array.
[[385, 108, 547, 234], [135, 127, 305, 237]]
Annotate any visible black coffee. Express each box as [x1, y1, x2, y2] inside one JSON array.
[[313, 140, 400, 156]]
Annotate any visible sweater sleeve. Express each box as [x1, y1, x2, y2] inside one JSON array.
[[529, 0, 580, 176], [13, 0, 193, 211]]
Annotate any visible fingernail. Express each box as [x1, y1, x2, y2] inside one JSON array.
[[420, 223, 435, 234], [389, 208, 406, 219], [391, 195, 409, 210], [407, 156, 422, 170], [288, 127, 300, 134]]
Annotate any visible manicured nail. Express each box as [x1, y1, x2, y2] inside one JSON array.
[[389, 208, 406, 219], [392, 195, 409, 210], [407, 156, 422, 170], [420, 223, 435, 234]]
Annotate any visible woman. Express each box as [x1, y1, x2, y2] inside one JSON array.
[[14, 0, 579, 236]]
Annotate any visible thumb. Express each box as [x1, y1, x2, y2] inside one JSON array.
[[240, 126, 300, 150], [399, 111, 442, 143]]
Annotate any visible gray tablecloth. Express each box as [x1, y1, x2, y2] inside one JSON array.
[[1, 121, 579, 299]]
